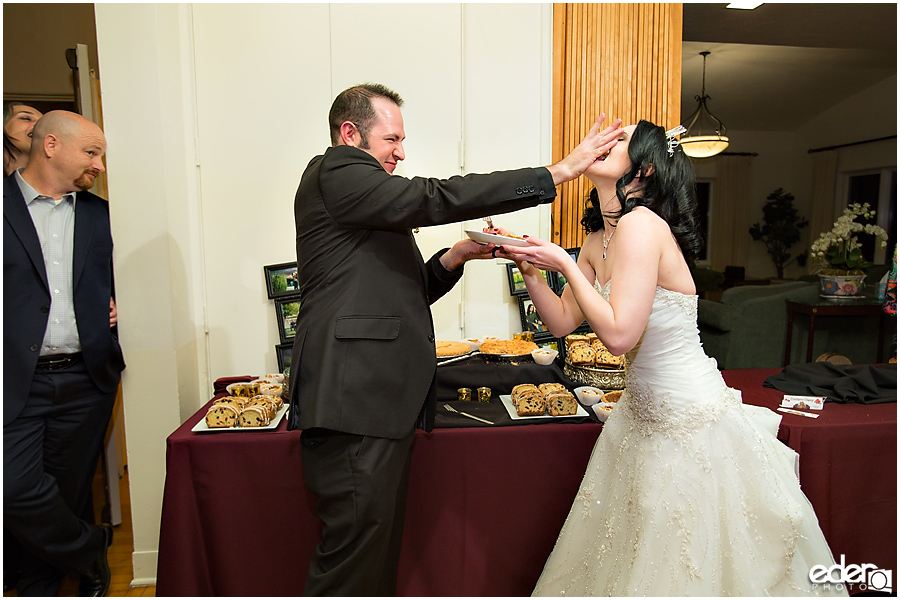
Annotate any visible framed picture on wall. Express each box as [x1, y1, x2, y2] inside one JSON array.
[[275, 343, 293, 372], [506, 263, 550, 297], [264, 262, 300, 299], [549, 248, 580, 295], [274, 296, 302, 343], [534, 332, 559, 353], [518, 295, 550, 334]]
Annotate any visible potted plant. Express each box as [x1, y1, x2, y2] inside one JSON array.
[[749, 188, 808, 280], [809, 202, 889, 296]]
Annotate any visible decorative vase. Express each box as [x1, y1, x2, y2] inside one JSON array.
[[818, 273, 865, 297]]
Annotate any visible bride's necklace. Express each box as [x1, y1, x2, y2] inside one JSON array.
[[602, 225, 616, 260]]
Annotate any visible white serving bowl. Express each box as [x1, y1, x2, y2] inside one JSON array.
[[574, 386, 605, 406], [465, 338, 483, 351], [226, 382, 260, 397], [592, 402, 616, 422], [531, 347, 559, 365], [257, 382, 284, 396]]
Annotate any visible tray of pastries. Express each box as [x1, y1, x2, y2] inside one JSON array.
[[194, 393, 288, 432], [478, 337, 539, 359], [563, 333, 626, 390], [500, 382, 589, 420]]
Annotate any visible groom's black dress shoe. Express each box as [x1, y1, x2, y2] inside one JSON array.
[[78, 524, 113, 597]]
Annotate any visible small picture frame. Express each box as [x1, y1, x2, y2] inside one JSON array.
[[275, 343, 293, 372], [506, 263, 549, 297], [518, 295, 550, 333], [555, 337, 569, 361], [550, 248, 580, 295], [534, 332, 559, 353], [275, 296, 302, 343], [264, 262, 300, 299]]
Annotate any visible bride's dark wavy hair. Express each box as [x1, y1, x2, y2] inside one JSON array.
[[581, 120, 704, 263]]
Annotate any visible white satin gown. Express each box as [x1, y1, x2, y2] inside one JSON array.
[[532, 282, 846, 596]]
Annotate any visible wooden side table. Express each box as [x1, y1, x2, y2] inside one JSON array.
[[784, 299, 887, 365]]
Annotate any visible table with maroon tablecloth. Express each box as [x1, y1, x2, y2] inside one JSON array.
[[155, 365, 896, 596], [722, 368, 896, 578]]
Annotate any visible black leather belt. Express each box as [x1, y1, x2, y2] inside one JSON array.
[[35, 352, 82, 370]]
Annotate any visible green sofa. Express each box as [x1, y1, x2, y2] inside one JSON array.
[[697, 281, 893, 370]]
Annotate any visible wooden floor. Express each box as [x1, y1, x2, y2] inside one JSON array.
[[4, 465, 156, 597]]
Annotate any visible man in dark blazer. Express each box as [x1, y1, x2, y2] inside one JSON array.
[[3, 111, 125, 596], [289, 83, 622, 595]]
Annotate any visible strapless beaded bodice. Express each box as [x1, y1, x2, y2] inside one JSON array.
[[594, 280, 737, 433]]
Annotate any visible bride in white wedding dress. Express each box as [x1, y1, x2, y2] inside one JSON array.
[[496, 121, 845, 596]]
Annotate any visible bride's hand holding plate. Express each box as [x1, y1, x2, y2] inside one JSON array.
[[499, 236, 570, 272]]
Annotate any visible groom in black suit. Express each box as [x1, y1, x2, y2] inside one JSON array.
[[3, 111, 125, 596], [289, 83, 621, 595]]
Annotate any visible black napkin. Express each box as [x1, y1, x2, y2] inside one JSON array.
[[764, 363, 897, 404]]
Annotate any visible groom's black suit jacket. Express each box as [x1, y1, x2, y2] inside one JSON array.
[[289, 145, 556, 438]]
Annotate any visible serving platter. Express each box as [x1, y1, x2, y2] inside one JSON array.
[[499, 395, 589, 421], [564, 359, 626, 390], [225, 382, 284, 396], [819, 293, 867, 301], [480, 351, 534, 362], [436, 349, 475, 364], [192, 404, 288, 433], [465, 230, 531, 247], [436, 350, 533, 366]]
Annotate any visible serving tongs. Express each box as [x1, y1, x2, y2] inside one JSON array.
[[437, 352, 481, 366]]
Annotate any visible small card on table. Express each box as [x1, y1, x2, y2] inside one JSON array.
[[780, 395, 825, 411]]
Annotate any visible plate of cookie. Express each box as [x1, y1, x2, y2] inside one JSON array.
[[499, 382, 589, 420]]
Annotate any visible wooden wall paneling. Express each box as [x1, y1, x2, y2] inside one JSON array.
[[552, 3, 682, 249]]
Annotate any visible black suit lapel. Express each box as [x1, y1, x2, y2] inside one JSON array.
[[3, 176, 49, 291]]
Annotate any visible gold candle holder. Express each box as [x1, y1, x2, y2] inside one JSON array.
[[457, 388, 472, 402], [477, 387, 491, 403]]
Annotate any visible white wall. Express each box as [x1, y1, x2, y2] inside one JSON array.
[[94, 3, 553, 584], [94, 4, 206, 583], [456, 3, 554, 339]]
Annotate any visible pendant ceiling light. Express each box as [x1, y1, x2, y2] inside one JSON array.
[[680, 51, 729, 158]]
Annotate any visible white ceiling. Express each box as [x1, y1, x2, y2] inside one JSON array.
[[680, 3, 897, 133]]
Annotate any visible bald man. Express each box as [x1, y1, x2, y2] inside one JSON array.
[[4, 111, 125, 596]]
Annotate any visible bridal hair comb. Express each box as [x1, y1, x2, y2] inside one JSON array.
[[665, 125, 686, 157]]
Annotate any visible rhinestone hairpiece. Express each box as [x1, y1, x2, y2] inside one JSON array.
[[665, 125, 687, 157]]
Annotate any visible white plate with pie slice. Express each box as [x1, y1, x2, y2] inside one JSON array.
[[465, 231, 531, 247]]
